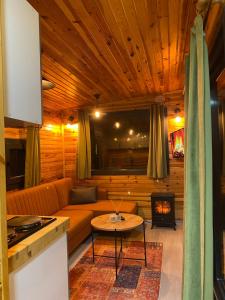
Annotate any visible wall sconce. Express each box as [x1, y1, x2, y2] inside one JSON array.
[[174, 107, 181, 123], [66, 115, 78, 132], [45, 123, 61, 134], [42, 78, 55, 90]]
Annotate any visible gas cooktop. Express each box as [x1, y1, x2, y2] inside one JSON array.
[[7, 216, 56, 249]]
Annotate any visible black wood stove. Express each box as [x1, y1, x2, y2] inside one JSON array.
[[151, 192, 176, 230]]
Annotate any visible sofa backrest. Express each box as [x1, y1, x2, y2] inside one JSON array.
[[7, 182, 60, 216], [97, 188, 108, 200], [6, 177, 108, 216], [53, 178, 72, 209]]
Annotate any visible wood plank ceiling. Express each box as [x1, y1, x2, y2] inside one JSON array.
[[28, 0, 197, 112]]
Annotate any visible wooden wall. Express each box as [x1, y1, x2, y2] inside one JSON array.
[[84, 161, 183, 220], [4, 110, 78, 185], [62, 111, 78, 184], [39, 111, 64, 183], [4, 128, 26, 139], [4, 106, 184, 220]]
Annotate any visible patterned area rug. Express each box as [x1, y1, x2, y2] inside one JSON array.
[[69, 239, 163, 300]]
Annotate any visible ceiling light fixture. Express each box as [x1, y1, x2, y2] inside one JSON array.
[[94, 110, 101, 118], [93, 93, 102, 119]]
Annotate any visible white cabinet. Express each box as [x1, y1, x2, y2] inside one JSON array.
[[2, 0, 42, 125], [9, 234, 69, 300]]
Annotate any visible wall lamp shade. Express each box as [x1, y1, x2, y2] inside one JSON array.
[[42, 79, 55, 90]]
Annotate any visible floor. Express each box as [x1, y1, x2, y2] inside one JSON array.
[[69, 222, 183, 300]]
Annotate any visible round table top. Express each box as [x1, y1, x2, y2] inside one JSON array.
[[91, 213, 143, 232]]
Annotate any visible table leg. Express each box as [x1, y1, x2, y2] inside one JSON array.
[[91, 227, 95, 263], [143, 222, 147, 267], [115, 230, 118, 278]]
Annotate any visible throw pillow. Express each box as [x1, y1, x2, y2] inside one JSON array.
[[69, 186, 97, 205]]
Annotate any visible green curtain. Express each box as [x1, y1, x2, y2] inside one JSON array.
[[147, 104, 169, 179], [183, 15, 213, 300], [24, 126, 40, 188], [77, 110, 91, 179]]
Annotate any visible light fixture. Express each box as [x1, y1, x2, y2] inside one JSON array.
[[65, 115, 78, 132], [115, 122, 120, 129], [42, 79, 55, 90], [174, 107, 182, 123], [127, 137, 130, 142], [129, 129, 134, 135], [94, 110, 101, 118], [114, 137, 118, 142], [93, 93, 102, 119], [175, 116, 182, 123]]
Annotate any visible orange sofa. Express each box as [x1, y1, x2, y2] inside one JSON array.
[[7, 178, 137, 254]]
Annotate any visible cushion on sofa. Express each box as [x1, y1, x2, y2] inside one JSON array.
[[53, 209, 93, 254], [63, 200, 137, 216], [70, 186, 97, 205], [7, 182, 60, 216], [53, 178, 73, 209]]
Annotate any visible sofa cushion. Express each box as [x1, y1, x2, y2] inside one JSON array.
[[53, 178, 72, 209], [70, 186, 97, 205], [63, 200, 137, 216], [7, 182, 60, 216], [53, 209, 93, 253]]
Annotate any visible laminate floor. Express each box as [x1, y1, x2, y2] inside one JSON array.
[[69, 222, 183, 300]]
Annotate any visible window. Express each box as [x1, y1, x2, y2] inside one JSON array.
[[90, 109, 150, 175]]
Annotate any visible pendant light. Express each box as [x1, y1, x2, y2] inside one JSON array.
[[93, 93, 101, 118]]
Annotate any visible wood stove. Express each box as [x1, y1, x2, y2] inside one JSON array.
[[151, 192, 176, 230]]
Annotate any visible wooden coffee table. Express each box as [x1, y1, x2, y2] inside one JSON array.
[[91, 213, 147, 278]]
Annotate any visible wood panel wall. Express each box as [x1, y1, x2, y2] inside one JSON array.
[[5, 111, 64, 184], [4, 106, 184, 220], [83, 160, 184, 220], [4, 128, 26, 139], [39, 111, 64, 183]]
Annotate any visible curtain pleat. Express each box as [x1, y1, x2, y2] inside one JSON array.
[[77, 110, 91, 179], [147, 104, 169, 179], [24, 126, 40, 188], [183, 15, 213, 300]]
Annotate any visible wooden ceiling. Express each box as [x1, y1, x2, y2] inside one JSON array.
[[28, 0, 197, 112]]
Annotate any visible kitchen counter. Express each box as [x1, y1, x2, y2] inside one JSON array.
[[7, 216, 69, 273]]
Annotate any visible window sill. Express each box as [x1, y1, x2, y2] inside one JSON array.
[[91, 169, 147, 176]]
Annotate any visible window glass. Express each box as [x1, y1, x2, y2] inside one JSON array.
[[90, 110, 150, 174]]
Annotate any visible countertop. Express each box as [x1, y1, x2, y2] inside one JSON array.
[[7, 215, 69, 273]]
